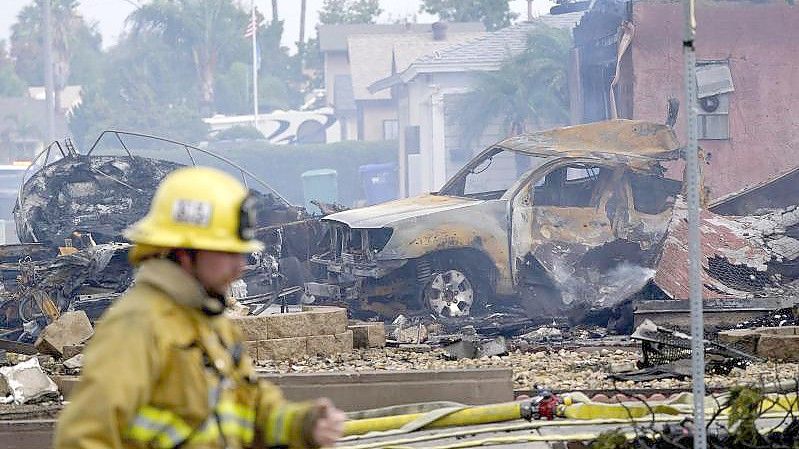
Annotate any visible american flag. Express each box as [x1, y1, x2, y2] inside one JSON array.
[[244, 7, 264, 38]]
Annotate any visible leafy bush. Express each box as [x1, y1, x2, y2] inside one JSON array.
[[212, 125, 266, 141]]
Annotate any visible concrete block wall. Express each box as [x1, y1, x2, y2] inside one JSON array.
[[231, 306, 353, 362]]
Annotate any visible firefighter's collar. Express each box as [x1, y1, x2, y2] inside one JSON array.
[[135, 258, 226, 315]]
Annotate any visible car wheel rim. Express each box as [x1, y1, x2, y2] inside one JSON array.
[[425, 269, 474, 318]]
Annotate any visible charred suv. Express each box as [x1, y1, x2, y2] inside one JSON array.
[[306, 120, 685, 319]]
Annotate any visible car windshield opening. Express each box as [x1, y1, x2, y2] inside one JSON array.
[[442, 148, 548, 199]]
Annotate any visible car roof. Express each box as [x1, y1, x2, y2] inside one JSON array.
[[494, 120, 682, 165]]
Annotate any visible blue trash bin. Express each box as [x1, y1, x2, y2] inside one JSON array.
[[358, 163, 398, 205]]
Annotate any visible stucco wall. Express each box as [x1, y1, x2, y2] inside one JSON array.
[[324, 52, 350, 107], [631, 1, 799, 198], [359, 100, 398, 141]]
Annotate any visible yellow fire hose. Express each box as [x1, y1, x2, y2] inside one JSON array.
[[343, 392, 799, 439], [337, 412, 793, 449], [343, 402, 526, 436]]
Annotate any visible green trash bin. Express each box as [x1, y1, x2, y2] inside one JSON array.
[[301, 169, 338, 214]]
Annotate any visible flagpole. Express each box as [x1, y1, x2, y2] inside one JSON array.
[[251, 0, 259, 128]]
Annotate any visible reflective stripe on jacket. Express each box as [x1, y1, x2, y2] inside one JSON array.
[[54, 258, 318, 449]]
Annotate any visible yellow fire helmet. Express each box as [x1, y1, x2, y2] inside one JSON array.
[[124, 166, 265, 263]]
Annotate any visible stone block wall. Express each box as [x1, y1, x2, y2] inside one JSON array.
[[231, 306, 353, 362]]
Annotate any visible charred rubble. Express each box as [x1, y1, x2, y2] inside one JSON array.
[[1, 133, 326, 342]]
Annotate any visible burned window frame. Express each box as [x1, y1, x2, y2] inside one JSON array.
[[438, 146, 552, 200], [625, 169, 682, 215]]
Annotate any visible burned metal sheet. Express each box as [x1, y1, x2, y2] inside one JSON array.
[[15, 156, 182, 246], [710, 165, 799, 216], [495, 119, 681, 167], [14, 154, 301, 248], [653, 198, 799, 299]]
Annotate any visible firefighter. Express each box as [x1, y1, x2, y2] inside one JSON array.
[[54, 166, 344, 449]]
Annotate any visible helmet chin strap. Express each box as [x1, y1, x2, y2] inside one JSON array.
[[175, 249, 228, 316], [201, 291, 227, 316]]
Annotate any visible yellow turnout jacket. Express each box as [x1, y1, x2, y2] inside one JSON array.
[[54, 258, 318, 449]]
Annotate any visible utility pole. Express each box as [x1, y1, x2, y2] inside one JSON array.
[[43, 0, 56, 142], [528, 0, 534, 21], [299, 0, 307, 50], [271, 0, 278, 21], [251, 0, 259, 128], [683, 0, 706, 448]]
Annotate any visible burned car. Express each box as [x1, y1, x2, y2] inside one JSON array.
[[306, 120, 685, 319]]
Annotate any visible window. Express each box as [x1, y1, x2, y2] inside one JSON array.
[[533, 164, 607, 207], [696, 62, 733, 140], [462, 150, 546, 199], [439, 148, 547, 199], [383, 119, 399, 141], [627, 171, 681, 214]]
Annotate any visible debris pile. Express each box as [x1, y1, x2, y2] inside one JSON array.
[[0, 357, 59, 405], [1, 133, 330, 346], [254, 345, 799, 392]]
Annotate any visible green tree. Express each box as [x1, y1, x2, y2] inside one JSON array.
[[215, 61, 251, 114], [128, 0, 250, 115], [69, 33, 208, 148], [420, 0, 517, 31], [256, 18, 306, 112], [0, 41, 26, 96], [457, 25, 571, 147], [10, 0, 102, 108], [319, 0, 383, 24]]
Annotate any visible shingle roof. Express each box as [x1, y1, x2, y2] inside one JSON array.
[[408, 12, 587, 73], [318, 22, 485, 52], [347, 31, 486, 101]]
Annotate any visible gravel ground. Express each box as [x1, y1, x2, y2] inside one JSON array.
[[255, 347, 799, 392]]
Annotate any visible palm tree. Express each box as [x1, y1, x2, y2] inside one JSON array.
[[457, 25, 572, 149], [10, 0, 89, 110], [128, 0, 249, 115]]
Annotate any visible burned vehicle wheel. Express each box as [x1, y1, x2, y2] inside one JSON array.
[[424, 269, 475, 318]]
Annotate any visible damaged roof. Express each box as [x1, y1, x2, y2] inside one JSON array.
[[495, 120, 682, 164]]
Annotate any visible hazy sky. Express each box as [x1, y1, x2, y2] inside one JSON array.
[[0, 0, 554, 52]]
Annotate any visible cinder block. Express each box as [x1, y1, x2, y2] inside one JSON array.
[[230, 316, 270, 341], [336, 330, 353, 353], [349, 323, 386, 348], [757, 335, 799, 362], [243, 341, 258, 361], [257, 337, 307, 361], [306, 335, 337, 357], [757, 326, 799, 336], [718, 328, 760, 354], [306, 307, 348, 336], [307, 331, 353, 357], [34, 311, 93, 358], [262, 313, 313, 339]]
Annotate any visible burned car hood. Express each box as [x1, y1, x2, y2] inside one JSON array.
[[323, 194, 481, 229]]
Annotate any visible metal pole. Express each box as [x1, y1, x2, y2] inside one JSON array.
[[299, 0, 307, 50], [251, 0, 259, 128], [43, 0, 56, 142], [683, 0, 706, 447]]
